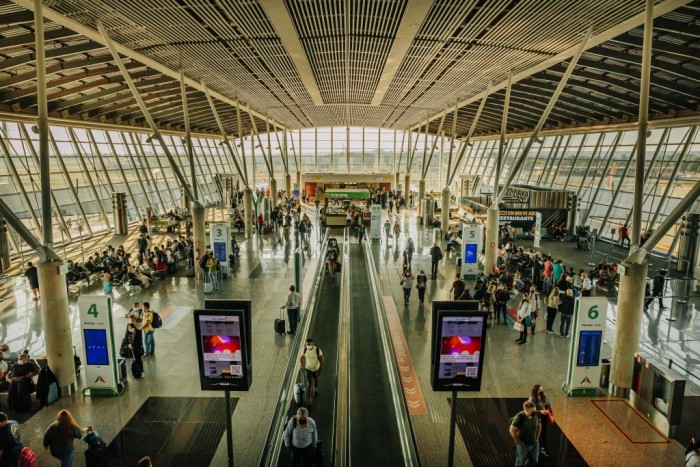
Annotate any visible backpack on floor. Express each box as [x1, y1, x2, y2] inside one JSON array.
[[19, 447, 35, 467]]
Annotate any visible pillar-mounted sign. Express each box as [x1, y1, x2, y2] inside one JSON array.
[[370, 204, 382, 244], [210, 222, 231, 266]]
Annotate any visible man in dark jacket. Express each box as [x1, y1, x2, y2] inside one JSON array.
[[644, 269, 668, 311], [559, 289, 575, 337], [24, 262, 39, 301], [429, 243, 443, 279]]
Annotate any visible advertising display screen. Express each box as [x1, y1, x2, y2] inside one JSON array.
[[431, 306, 488, 391], [577, 330, 603, 367], [194, 309, 251, 391], [464, 243, 478, 264], [84, 329, 109, 366]]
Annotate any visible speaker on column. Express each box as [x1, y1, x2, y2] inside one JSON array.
[[677, 212, 700, 274], [112, 192, 128, 235]]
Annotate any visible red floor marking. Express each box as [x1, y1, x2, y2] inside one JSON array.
[[383, 296, 427, 415], [158, 305, 175, 320]]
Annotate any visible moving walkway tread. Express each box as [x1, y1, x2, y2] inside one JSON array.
[[276, 266, 341, 466], [348, 243, 405, 464]]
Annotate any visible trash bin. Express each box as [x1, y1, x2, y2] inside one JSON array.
[[600, 358, 611, 388]]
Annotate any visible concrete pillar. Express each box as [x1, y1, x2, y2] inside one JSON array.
[[610, 262, 648, 397], [441, 186, 450, 234], [395, 172, 400, 191], [192, 203, 206, 281], [296, 171, 301, 198], [484, 205, 499, 274], [112, 192, 128, 235], [285, 173, 292, 198], [270, 178, 278, 209], [404, 174, 411, 205], [38, 260, 76, 395], [244, 187, 253, 240], [418, 179, 426, 217]]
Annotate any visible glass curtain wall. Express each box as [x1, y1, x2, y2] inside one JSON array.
[[0, 120, 223, 254], [469, 125, 700, 255]]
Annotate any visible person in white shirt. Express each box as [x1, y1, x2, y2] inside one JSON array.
[[283, 407, 317, 466], [284, 285, 302, 335], [516, 296, 531, 345]]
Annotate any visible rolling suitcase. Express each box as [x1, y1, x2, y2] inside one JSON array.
[[274, 308, 286, 335], [294, 382, 306, 405], [131, 360, 143, 379]]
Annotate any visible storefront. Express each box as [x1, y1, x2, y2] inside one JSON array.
[[304, 173, 392, 198], [324, 188, 371, 226]]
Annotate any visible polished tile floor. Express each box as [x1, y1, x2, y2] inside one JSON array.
[[0, 205, 697, 466]]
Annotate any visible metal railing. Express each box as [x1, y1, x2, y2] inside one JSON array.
[[258, 228, 331, 467], [333, 227, 351, 466]]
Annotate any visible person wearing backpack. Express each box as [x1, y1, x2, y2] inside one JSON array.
[[283, 407, 317, 466], [0, 412, 22, 466], [299, 339, 324, 407], [43, 410, 87, 467], [509, 400, 541, 467], [142, 302, 156, 359]]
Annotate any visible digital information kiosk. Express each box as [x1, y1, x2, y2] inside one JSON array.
[[461, 223, 482, 279], [194, 302, 252, 467], [210, 222, 231, 267], [79, 295, 121, 396], [431, 301, 487, 467], [370, 204, 382, 244], [563, 296, 608, 396]]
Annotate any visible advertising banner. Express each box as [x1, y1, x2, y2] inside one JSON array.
[[194, 309, 251, 391], [430, 301, 487, 391]]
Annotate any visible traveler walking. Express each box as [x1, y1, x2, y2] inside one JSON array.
[[24, 262, 40, 301], [527, 286, 540, 335], [509, 400, 541, 467], [450, 274, 466, 301], [400, 269, 414, 305], [299, 339, 324, 406], [429, 242, 443, 279], [0, 412, 22, 466], [644, 269, 668, 311], [206, 252, 220, 292], [284, 285, 301, 335], [416, 270, 427, 306], [495, 285, 510, 325], [283, 407, 317, 466], [43, 409, 87, 467]]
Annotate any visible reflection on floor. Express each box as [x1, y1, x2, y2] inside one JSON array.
[[451, 397, 586, 467], [103, 396, 236, 466]]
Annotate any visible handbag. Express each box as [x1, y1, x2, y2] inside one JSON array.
[[513, 321, 524, 332], [524, 316, 533, 327]]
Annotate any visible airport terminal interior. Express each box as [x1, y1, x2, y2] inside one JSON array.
[[0, 0, 698, 465]]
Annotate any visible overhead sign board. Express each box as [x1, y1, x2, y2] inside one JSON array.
[[194, 308, 251, 391], [564, 297, 608, 396], [430, 301, 487, 392], [79, 295, 119, 396]]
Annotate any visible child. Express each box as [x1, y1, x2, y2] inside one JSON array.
[[102, 273, 112, 294]]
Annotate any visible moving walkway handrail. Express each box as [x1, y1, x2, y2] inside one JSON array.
[[362, 242, 421, 466], [258, 228, 331, 467], [333, 228, 351, 467]]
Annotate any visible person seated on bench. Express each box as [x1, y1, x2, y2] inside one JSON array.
[[84, 256, 106, 275], [8, 353, 38, 412], [153, 257, 168, 280]]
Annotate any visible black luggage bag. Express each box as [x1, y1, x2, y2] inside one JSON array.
[[274, 308, 286, 335]]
